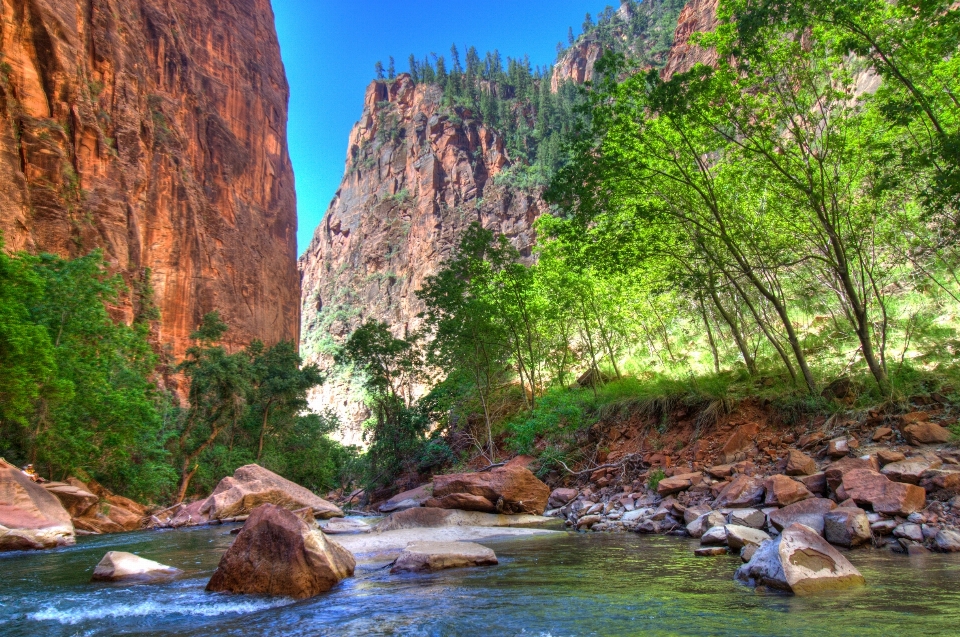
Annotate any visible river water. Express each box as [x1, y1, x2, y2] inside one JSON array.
[[2, 523, 960, 636]]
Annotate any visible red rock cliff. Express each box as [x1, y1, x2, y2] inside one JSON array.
[[299, 75, 540, 440], [0, 0, 300, 361]]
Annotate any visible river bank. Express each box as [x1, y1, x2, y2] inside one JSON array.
[[3, 524, 960, 636]]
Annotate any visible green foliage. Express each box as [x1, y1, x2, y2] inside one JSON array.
[[506, 388, 594, 456], [336, 320, 430, 488], [647, 468, 666, 491], [0, 243, 173, 501]]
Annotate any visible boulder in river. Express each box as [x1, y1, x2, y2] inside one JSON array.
[[390, 541, 498, 573], [934, 529, 960, 553], [91, 551, 181, 582], [206, 504, 355, 599], [201, 464, 344, 521], [736, 523, 865, 595], [431, 465, 550, 515], [0, 467, 75, 551]]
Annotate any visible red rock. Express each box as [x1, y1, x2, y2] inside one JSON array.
[[42, 483, 99, 518], [877, 449, 906, 466], [0, 468, 75, 551], [919, 470, 960, 493], [873, 427, 894, 442], [881, 456, 942, 485], [548, 488, 579, 509], [661, 0, 721, 79], [706, 465, 735, 479], [432, 465, 550, 515], [0, 0, 300, 363], [798, 473, 827, 495], [901, 412, 930, 424], [827, 438, 850, 458], [768, 498, 837, 534], [825, 456, 880, 492], [207, 504, 354, 599], [721, 424, 760, 464], [903, 422, 952, 446], [201, 465, 344, 522], [424, 493, 497, 513], [841, 469, 926, 516], [763, 475, 813, 507], [785, 450, 817, 476], [657, 472, 703, 496], [714, 475, 765, 508]]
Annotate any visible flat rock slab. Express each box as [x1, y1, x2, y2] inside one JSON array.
[[201, 464, 343, 521], [0, 468, 75, 551], [391, 541, 498, 573], [321, 518, 373, 535], [374, 507, 557, 532], [92, 551, 181, 582], [336, 525, 559, 562]]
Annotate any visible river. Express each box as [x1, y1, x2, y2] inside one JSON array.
[[2, 523, 960, 636]]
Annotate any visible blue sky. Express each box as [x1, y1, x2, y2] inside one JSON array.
[[272, 0, 616, 253]]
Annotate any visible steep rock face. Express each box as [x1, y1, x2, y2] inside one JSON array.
[[661, 0, 719, 79], [299, 75, 539, 441], [0, 0, 299, 362]]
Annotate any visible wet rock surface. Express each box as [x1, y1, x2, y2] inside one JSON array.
[[390, 541, 498, 573], [206, 504, 355, 599], [91, 551, 181, 582]]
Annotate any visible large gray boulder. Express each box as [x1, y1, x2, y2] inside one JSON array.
[[390, 541, 498, 573], [736, 523, 865, 595]]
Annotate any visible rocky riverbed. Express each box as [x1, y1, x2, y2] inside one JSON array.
[[3, 524, 960, 636]]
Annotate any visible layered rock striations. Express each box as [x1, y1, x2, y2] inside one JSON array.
[[299, 76, 540, 440], [0, 0, 299, 362]]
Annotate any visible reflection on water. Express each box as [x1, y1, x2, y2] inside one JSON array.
[[2, 525, 960, 636]]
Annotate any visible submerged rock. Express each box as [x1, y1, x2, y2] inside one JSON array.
[[91, 551, 181, 582], [0, 467, 75, 551], [206, 504, 355, 599], [736, 523, 865, 594], [390, 541, 498, 573]]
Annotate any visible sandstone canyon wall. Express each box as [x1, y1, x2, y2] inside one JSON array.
[[0, 0, 299, 364], [300, 0, 721, 443], [299, 77, 540, 441]]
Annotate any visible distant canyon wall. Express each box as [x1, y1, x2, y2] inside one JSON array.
[[300, 0, 720, 442]]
